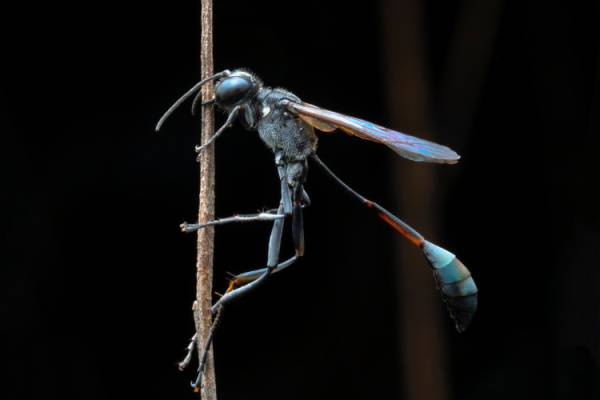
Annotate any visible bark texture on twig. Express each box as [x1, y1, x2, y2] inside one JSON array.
[[194, 0, 218, 398]]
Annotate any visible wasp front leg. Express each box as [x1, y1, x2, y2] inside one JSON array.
[[180, 211, 286, 233]]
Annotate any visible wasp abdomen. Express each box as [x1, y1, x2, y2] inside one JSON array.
[[422, 240, 478, 332]]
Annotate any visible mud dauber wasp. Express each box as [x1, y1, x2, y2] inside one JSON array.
[[157, 68, 478, 390]]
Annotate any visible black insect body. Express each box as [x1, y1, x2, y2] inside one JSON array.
[[157, 69, 478, 390]]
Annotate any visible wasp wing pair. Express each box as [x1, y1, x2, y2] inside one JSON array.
[[283, 99, 476, 333], [281, 99, 460, 164]]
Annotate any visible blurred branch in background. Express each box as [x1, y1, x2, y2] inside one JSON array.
[[379, 0, 504, 399], [380, 1, 447, 399], [436, 0, 505, 150]]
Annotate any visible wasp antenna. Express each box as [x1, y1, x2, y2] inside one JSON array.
[[195, 105, 241, 157], [190, 92, 202, 116], [155, 70, 230, 132]]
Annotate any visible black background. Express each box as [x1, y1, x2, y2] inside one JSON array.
[[2, 1, 600, 399]]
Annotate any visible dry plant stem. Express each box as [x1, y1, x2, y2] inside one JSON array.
[[194, 0, 218, 398]]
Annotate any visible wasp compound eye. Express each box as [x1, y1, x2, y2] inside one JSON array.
[[215, 76, 252, 107]]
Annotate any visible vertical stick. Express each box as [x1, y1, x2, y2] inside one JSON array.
[[195, 0, 217, 399]]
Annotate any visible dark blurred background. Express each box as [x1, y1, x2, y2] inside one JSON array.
[[2, 0, 600, 399]]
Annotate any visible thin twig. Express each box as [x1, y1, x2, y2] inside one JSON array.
[[194, 0, 218, 399]]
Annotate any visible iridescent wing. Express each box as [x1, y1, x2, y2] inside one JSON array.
[[284, 100, 460, 164]]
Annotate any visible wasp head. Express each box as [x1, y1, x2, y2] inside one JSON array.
[[215, 70, 262, 108]]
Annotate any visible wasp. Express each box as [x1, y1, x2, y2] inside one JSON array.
[[157, 69, 478, 389]]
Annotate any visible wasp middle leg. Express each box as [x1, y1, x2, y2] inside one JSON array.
[[188, 157, 308, 390]]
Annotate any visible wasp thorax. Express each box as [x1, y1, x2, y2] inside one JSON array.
[[215, 76, 254, 107]]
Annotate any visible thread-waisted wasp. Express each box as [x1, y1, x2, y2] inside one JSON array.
[[157, 69, 478, 390]]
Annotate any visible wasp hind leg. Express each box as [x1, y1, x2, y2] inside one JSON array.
[[213, 183, 307, 310], [191, 193, 308, 392], [187, 162, 308, 391], [190, 171, 301, 391], [221, 184, 307, 295], [189, 201, 286, 390]]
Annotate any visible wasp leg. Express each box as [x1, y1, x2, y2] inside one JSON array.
[[223, 255, 299, 292], [310, 154, 477, 332], [178, 332, 198, 371], [195, 105, 241, 156], [190, 305, 224, 392], [181, 156, 296, 233], [192, 203, 286, 390], [218, 184, 307, 296], [301, 188, 311, 207], [193, 195, 305, 385], [207, 159, 295, 310], [292, 185, 305, 256], [210, 203, 285, 313], [193, 247, 302, 390], [181, 212, 285, 233], [222, 184, 308, 292], [275, 156, 294, 215], [181, 254, 297, 387], [191, 166, 306, 390], [222, 187, 306, 293]]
